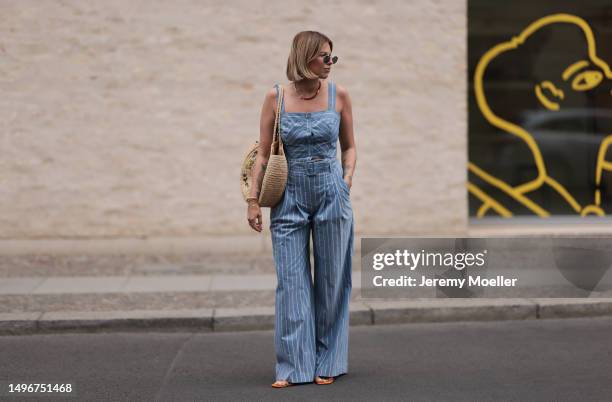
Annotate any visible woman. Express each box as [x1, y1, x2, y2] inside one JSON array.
[[246, 30, 356, 388]]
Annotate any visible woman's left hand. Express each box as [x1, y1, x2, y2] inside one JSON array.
[[344, 176, 352, 190]]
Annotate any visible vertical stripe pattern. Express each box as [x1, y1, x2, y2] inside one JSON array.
[[269, 81, 354, 383]]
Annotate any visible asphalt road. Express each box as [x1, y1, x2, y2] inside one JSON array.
[[1, 317, 612, 401]]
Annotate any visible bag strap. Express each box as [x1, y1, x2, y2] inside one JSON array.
[[271, 84, 285, 155]]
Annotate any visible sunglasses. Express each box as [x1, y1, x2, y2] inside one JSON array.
[[322, 55, 338, 64]]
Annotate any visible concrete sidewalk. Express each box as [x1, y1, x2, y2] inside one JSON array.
[[1, 254, 612, 335], [0, 273, 286, 294], [2, 296, 612, 335]]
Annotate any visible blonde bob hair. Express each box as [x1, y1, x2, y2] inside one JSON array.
[[286, 31, 333, 82]]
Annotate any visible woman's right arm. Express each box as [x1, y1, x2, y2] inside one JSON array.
[[249, 87, 277, 200], [247, 87, 278, 232]]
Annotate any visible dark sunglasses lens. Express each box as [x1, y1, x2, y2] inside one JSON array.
[[331, 56, 338, 64], [323, 55, 339, 64]]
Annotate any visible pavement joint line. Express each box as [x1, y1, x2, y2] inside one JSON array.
[[35, 311, 44, 331], [361, 301, 375, 325], [118, 275, 130, 292], [29, 277, 47, 295], [1, 298, 612, 335], [525, 297, 540, 318]]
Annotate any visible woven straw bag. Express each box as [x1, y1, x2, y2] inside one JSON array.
[[240, 85, 288, 207]]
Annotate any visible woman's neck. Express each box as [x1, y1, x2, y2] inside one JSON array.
[[294, 78, 320, 97]]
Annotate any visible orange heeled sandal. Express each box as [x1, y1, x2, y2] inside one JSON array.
[[271, 380, 293, 388], [314, 376, 335, 385]]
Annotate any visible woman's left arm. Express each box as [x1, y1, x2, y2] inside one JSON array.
[[337, 85, 356, 189]]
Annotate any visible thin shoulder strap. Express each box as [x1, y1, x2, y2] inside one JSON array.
[[328, 81, 336, 111], [274, 83, 285, 113]]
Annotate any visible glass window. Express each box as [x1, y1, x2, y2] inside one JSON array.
[[469, 0, 612, 218]]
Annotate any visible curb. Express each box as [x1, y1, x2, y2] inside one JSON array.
[[1, 299, 612, 336]]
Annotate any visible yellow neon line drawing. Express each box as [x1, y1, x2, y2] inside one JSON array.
[[470, 13, 612, 218], [467, 182, 512, 217], [535, 83, 561, 111], [562, 60, 589, 81]]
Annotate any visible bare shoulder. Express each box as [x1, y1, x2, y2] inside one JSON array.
[[334, 83, 352, 113], [264, 87, 277, 102], [266, 83, 289, 101], [335, 83, 350, 100], [262, 85, 283, 114]]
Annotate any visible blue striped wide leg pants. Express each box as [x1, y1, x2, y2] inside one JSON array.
[[269, 157, 354, 383]]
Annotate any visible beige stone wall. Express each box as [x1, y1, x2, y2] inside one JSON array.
[[0, 0, 467, 248]]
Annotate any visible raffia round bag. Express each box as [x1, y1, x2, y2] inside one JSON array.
[[240, 85, 287, 207]]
